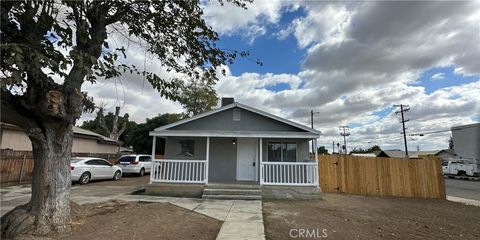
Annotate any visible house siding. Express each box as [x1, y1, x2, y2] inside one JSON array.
[[169, 107, 305, 132], [1, 127, 119, 154]]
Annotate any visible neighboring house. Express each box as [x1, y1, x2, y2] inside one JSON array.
[[451, 123, 480, 160], [374, 149, 456, 161], [147, 98, 321, 199], [0, 123, 121, 154]]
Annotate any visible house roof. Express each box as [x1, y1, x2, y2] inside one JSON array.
[[1, 122, 118, 145], [150, 102, 321, 138], [72, 126, 118, 144], [375, 149, 454, 158]]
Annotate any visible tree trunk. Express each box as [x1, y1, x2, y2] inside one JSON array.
[[1, 123, 73, 238]]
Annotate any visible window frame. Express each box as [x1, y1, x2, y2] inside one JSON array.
[[267, 141, 297, 162]]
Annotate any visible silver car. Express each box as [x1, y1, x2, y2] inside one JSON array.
[[117, 154, 152, 176], [70, 157, 122, 184]]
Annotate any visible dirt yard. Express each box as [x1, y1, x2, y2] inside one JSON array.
[[56, 200, 222, 240], [263, 193, 480, 240]]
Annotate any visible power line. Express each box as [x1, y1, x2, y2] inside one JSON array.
[[394, 104, 410, 158], [409, 129, 451, 136]]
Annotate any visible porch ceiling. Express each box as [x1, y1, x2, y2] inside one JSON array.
[[149, 130, 319, 139]]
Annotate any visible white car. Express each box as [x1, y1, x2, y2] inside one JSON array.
[[71, 157, 122, 184], [117, 155, 152, 176]]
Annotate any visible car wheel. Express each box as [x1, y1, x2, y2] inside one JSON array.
[[139, 168, 145, 176], [79, 172, 91, 185], [458, 171, 467, 176], [113, 170, 122, 181]]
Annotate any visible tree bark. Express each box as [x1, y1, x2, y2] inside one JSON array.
[[1, 122, 73, 238]]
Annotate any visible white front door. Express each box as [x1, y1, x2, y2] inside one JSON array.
[[237, 138, 257, 181]]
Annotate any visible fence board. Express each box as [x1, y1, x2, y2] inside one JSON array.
[[319, 155, 445, 199]]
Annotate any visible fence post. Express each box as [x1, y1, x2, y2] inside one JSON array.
[[18, 153, 26, 185]]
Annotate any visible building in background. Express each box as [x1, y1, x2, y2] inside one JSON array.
[[451, 123, 480, 160], [374, 149, 456, 161], [0, 123, 123, 154]]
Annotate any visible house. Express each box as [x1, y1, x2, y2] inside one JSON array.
[[147, 98, 322, 199], [0, 122, 121, 154], [451, 123, 480, 160], [374, 149, 456, 161]]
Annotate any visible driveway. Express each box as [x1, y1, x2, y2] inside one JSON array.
[[1, 175, 149, 216], [445, 178, 480, 201]]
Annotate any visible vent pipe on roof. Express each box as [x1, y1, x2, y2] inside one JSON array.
[[221, 97, 235, 107]]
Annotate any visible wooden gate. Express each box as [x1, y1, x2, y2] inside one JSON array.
[[318, 155, 446, 199]]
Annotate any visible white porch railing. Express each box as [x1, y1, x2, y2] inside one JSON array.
[[261, 161, 318, 186], [151, 159, 207, 183]]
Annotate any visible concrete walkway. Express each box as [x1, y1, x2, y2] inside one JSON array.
[[216, 200, 264, 240], [1, 185, 265, 240]]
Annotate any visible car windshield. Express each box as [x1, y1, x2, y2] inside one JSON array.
[[118, 156, 136, 162]]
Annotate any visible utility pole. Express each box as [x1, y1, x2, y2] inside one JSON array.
[[332, 141, 335, 154], [394, 104, 410, 158], [310, 110, 320, 155], [339, 126, 350, 155]]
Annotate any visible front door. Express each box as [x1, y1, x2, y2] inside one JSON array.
[[237, 138, 257, 181]]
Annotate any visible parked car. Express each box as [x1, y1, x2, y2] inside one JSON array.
[[442, 158, 479, 177], [71, 157, 122, 184], [116, 154, 152, 176]]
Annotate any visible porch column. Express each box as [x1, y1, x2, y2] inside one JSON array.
[[314, 138, 319, 187], [150, 136, 156, 184], [205, 136, 210, 184], [259, 138, 264, 185]]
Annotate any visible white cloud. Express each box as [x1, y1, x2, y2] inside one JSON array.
[[431, 73, 445, 80], [202, 0, 287, 43]]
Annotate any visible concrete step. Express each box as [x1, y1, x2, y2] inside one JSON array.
[[203, 188, 262, 196], [206, 183, 261, 190], [202, 194, 262, 200]]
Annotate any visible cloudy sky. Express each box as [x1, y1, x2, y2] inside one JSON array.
[[82, 1, 480, 152]]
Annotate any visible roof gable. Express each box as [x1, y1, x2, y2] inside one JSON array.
[[154, 103, 320, 135]]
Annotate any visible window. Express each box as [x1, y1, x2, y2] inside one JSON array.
[[267, 142, 297, 162], [96, 159, 112, 166], [85, 160, 96, 165], [179, 140, 195, 157], [233, 109, 241, 121], [139, 156, 151, 162], [118, 156, 135, 163]]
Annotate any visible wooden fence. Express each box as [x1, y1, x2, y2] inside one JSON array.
[[0, 150, 123, 186], [318, 155, 446, 199]]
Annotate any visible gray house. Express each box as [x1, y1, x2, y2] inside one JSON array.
[[148, 99, 321, 199]]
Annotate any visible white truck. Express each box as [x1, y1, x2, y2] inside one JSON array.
[[442, 158, 480, 177]]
